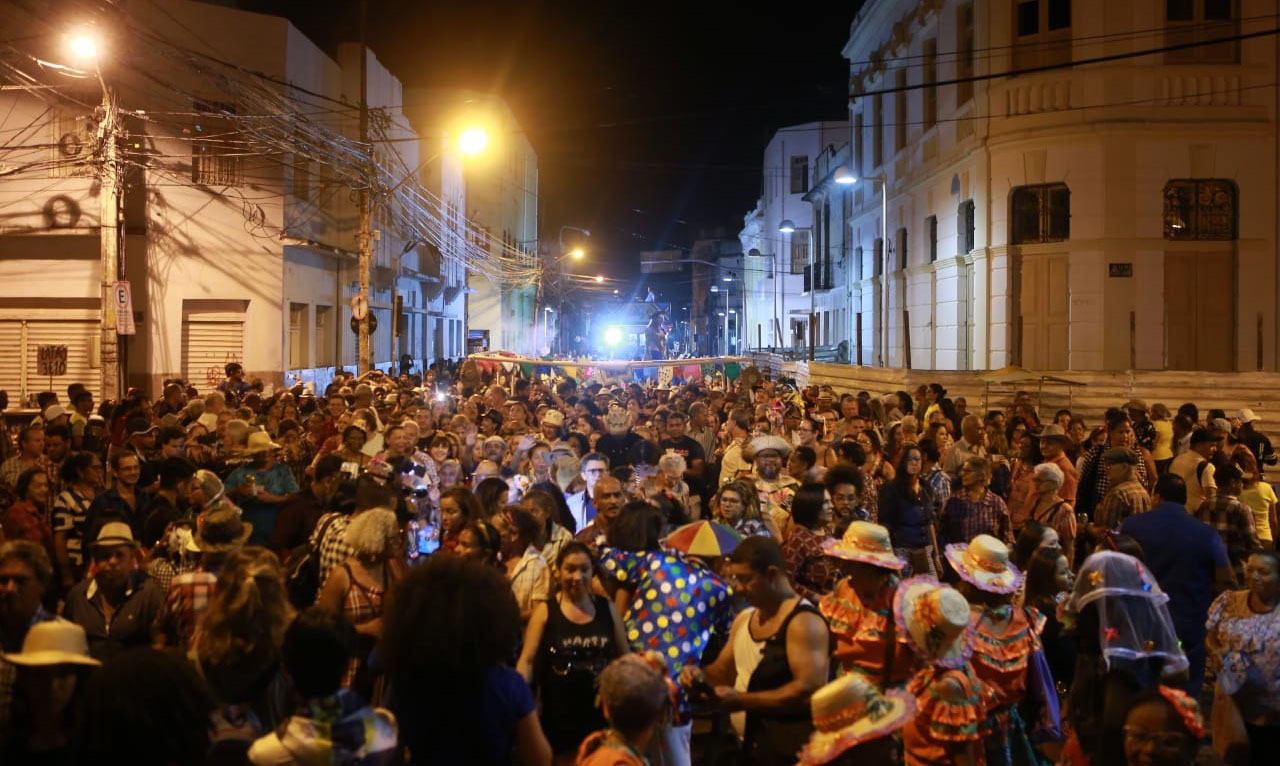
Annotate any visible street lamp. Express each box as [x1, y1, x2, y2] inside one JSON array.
[[778, 219, 796, 234], [68, 33, 100, 61], [569, 247, 585, 260], [457, 127, 489, 156], [595, 274, 604, 283]]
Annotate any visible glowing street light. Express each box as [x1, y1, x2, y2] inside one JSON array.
[[604, 326, 623, 347], [778, 219, 796, 234], [834, 165, 856, 184], [569, 247, 585, 260], [458, 127, 489, 156], [67, 33, 100, 62], [595, 274, 604, 283]]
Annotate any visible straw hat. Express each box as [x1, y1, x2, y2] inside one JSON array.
[[797, 673, 916, 765], [893, 575, 974, 668], [197, 412, 219, 432], [90, 521, 139, 549], [243, 430, 281, 454], [822, 521, 906, 570], [944, 535, 1024, 594], [192, 469, 225, 508], [541, 409, 565, 427], [188, 506, 252, 553], [1037, 424, 1072, 445], [744, 434, 792, 461], [2, 621, 100, 667]]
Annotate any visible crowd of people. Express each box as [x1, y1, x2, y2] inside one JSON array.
[[0, 360, 1277, 766]]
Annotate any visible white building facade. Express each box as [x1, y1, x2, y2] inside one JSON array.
[[842, 0, 1278, 371], [739, 121, 850, 353], [0, 0, 460, 400]]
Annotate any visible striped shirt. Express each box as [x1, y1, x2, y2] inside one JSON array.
[[52, 486, 96, 571]]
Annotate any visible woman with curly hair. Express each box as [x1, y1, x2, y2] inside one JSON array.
[[193, 546, 295, 745], [381, 554, 552, 766], [316, 507, 404, 695], [714, 479, 779, 539]]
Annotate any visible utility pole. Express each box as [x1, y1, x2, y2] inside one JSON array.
[[356, 0, 373, 374], [98, 83, 121, 402]]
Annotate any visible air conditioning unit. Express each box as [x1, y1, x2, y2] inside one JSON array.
[[50, 112, 97, 178]]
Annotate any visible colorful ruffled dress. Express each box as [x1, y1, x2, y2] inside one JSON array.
[[969, 604, 1043, 766], [819, 577, 916, 688], [903, 662, 990, 766]]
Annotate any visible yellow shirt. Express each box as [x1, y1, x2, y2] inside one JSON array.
[[1152, 420, 1174, 461], [1240, 481, 1277, 542]]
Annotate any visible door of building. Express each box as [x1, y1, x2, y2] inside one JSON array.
[[1019, 253, 1070, 369], [1165, 251, 1233, 371]]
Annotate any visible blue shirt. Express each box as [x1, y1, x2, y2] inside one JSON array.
[[224, 462, 299, 546], [1121, 501, 1229, 640]]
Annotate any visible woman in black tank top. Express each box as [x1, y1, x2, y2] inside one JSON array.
[[516, 541, 628, 761]]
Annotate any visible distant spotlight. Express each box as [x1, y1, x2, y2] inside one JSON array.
[[435, 391, 446, 402], [595, 274, 604, 283], [604, 326, 623, 347], [612, 289, 619, 294]]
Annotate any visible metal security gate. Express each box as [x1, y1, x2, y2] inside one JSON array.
[[0, 317, 100, 407], [182, 305, 245, 392]]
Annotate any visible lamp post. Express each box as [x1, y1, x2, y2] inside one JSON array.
[[66, 31, 121, 402]]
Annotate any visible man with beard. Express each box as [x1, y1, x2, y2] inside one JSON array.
[[748, 435, 800, 532], [141, 457, 197, 548], [596, 407, 644, 470], [63, 523, 164, 661]]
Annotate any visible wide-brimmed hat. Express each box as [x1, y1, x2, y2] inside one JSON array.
[[1102, 446, 1138, 466], [197, 412, 219, 432], [1037, 424, 1072, 445], [189, 506, 252, 553], [944, 535, 1024, 594], [1239, 408, 1261, 425], [541, 409, 565, 427], [2, 621, 100, 667], [90, 521, 139, 549], [797, 673, 916, 765], [893, 575, 974, 668], [822, 521, 905, 570], [744, 434, 792, 461], [1124, 399, 1148, 412], [243, 430, 281, 454]]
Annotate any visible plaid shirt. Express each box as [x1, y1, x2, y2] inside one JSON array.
[[1096, 479, 1152, 530], [0, 454, 52, 490], [941, 488, 1012, 545], [310, 512, 354, 590], [1196, 494, 1260, 571], [781, 524, 836, 602], [508, 545, 550, 615], [158, 570, 218, 649]]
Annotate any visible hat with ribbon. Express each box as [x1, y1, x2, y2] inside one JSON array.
[[893, 575, 975, 668], [822, 521, 906, 570], [944, 535, 1024, 594], [188, 506, 252, 553], [541, 409, 565, 427], [797, 673, 916, 765]]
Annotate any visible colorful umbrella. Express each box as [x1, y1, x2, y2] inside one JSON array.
[[663, 520, 743, 558]]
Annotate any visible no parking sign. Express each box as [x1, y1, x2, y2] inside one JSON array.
[[113, 281, 136, 335]]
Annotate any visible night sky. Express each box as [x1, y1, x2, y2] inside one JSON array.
[[244, 0, 859, 279]]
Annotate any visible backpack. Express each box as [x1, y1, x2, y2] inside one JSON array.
[[285, 513, 341, 608]]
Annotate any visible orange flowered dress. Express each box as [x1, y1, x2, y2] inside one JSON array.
[[819, 577, 916, 688], [904, 662, 990, 766]]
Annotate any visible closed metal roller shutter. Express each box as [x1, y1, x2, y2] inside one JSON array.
[[183, 319, 244, 391], [0, 321, 23, 404], [25, 320, 100, 402]]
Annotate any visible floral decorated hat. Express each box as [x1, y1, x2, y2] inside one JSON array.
[[797, 672, 917, 765], [893, 575, 975, 668], [944, 535, 1024, 595], [822, 521, 906, 570]]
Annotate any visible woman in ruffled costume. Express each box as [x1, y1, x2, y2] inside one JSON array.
[[945, 535, 1042, 766], [895, 574, 990, 766]]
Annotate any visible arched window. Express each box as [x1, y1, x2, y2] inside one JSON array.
[[1163, 179, 1237, 240]]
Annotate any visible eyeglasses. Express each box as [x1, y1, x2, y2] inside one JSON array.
[[1123, 726, 1189, 750]]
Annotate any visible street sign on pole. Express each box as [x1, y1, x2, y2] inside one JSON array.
[[113, 280, 136, 335]]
